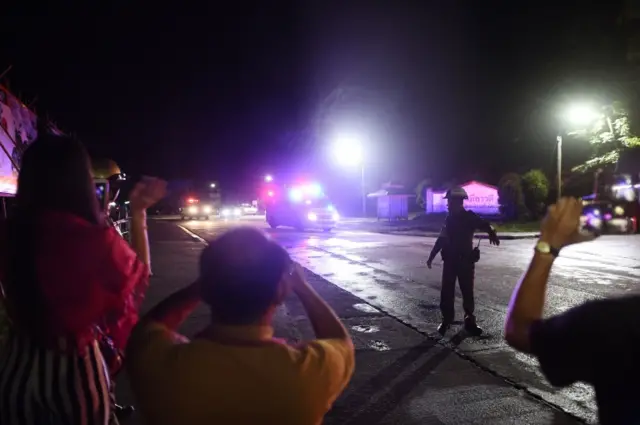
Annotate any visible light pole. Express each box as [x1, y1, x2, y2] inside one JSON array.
[[360, 162, 365, 216], [557, 104, 600, 200], [333, 136, 366, 216], [556, 134, 563, 199]]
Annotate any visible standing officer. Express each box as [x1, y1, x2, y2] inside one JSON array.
[[426, 186, 500, 336]]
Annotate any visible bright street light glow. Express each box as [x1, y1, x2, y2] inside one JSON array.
[[566, 104, 600, 127], [210, 183, 216, 188], [333, 135, 363, 166], [264, 174, 273, 182]]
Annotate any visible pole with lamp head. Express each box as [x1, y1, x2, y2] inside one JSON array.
[[557, 103, 601, 201], [333, 135, 366, 216]]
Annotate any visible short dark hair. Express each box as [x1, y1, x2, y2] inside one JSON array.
[[199, 227, 291, 325]]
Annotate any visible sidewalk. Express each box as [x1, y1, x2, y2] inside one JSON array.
[[339, 220, 540, 240], [116, 220, 579, 424]]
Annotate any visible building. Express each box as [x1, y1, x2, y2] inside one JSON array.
[[367, 182, 414, 220], [425, 181, 500, 216]]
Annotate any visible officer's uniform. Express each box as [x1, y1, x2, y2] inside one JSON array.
[[93, 158, 128, 238], [427, 187, 498, 336], [91, 158, 135, 421]]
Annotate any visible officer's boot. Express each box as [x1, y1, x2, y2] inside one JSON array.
[[437, 318, 453, 336], [464, 315, 483, 336]]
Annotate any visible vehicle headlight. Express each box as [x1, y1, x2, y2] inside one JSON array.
[[332, 212, 340, 221], [221, 209, 230, 217], [593, 209, 600, 217], [614, 205, 625, 216], [233, 208, 242, 216], [188, 206, 198, 214], [307, 212, 317, 221], [203, 205, 212, 214]]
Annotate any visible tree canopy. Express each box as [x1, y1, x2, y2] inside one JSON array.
[[572, 102, 640, 172]]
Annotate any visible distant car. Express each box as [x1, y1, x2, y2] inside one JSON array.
[[581, 201, 635, 234], [265, 183, 339, 231], [220, 206, 243, 218], [180, 197, 214, 220], [240, 203, 259, 215]]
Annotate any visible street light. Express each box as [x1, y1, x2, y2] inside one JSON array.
[[210, 183, 216, 189], [556, 103, 601, 200], [333, 135, 366, 216], [264, 174, 273, 182]]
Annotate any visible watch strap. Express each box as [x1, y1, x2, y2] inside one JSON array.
[[535, 241, 560, 257]]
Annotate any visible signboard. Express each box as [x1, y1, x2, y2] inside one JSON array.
[[426, 181, 500, 215], [0, 86, 38, 195]]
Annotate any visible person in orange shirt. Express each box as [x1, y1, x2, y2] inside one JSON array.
[[126, 226, 355, 425]]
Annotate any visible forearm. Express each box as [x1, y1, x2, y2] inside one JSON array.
[[504, 252, 555, 352], [130, 210, 151, 272], [143, 284, 200, 331], [295, 281, 350, 341], [427, 238, 443, 262], [478, 219, 495, 236]]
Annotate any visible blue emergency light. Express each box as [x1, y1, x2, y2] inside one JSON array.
[[288, 183, 323, 202]]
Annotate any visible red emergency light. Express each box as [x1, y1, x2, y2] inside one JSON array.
[[187, 198, 197, 204]]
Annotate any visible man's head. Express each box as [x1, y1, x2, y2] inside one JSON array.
[[199, 227, 291, 326], [444, 187, 468, 214]]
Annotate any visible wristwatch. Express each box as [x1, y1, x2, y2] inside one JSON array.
[[534, 240, 560, 257]]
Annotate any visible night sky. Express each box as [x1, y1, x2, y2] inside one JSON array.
[[0, 1, 629, 199]]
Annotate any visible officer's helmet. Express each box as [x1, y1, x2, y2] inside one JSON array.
[[91, 158, 123, 181], [444, 186, 469, 200], [92, 158, 125, 206]]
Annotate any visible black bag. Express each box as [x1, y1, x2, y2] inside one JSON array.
[[95, 326, 124, 377], [471, 238, 481, 263]]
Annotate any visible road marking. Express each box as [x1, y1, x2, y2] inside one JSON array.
[[177, 225, 208, 244]]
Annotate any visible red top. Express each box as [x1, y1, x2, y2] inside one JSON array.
[[0, 211, 150, 352]]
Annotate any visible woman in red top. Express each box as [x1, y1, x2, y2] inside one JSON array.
[[0, 134, 165, 425]]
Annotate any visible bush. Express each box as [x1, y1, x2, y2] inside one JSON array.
[[521, 169, 549, 218], [498, 173, 527, 220]]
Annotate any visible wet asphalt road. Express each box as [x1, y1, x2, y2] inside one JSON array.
[[174, 215, 640, 424]]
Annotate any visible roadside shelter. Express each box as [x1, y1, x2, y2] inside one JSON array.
[[367, 184, 415, 221]]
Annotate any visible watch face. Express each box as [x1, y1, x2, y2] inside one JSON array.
[[536, 241, 551, 253]]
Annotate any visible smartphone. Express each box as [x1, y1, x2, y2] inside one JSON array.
[[96, 182, 107, 207]]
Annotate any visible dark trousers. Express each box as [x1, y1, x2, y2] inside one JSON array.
[[440, 260, 476, 323]]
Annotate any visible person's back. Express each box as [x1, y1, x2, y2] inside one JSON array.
[[130, 328, 352, 424], [127, 227, 355, 425]]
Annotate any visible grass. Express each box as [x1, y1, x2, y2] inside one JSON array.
[[491, 221, 541, 233]]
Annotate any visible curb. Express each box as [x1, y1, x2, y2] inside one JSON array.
[[303, 245, 586, 424], [372, 229, 540, 240]]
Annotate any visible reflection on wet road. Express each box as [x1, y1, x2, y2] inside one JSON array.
[[180, 216, 640, 423]]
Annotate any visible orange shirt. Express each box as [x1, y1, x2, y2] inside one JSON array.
[[126, 322, 355, 425]]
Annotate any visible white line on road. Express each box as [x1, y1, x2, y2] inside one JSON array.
[[177, 225, 208, 244]]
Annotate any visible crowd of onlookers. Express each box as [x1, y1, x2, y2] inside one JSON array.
[[0, 134, 637, 425]]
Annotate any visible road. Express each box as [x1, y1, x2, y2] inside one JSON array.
[[160, 215, 640, 424]]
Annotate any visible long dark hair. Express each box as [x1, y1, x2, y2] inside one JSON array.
[[4, 134, 102, 339]]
